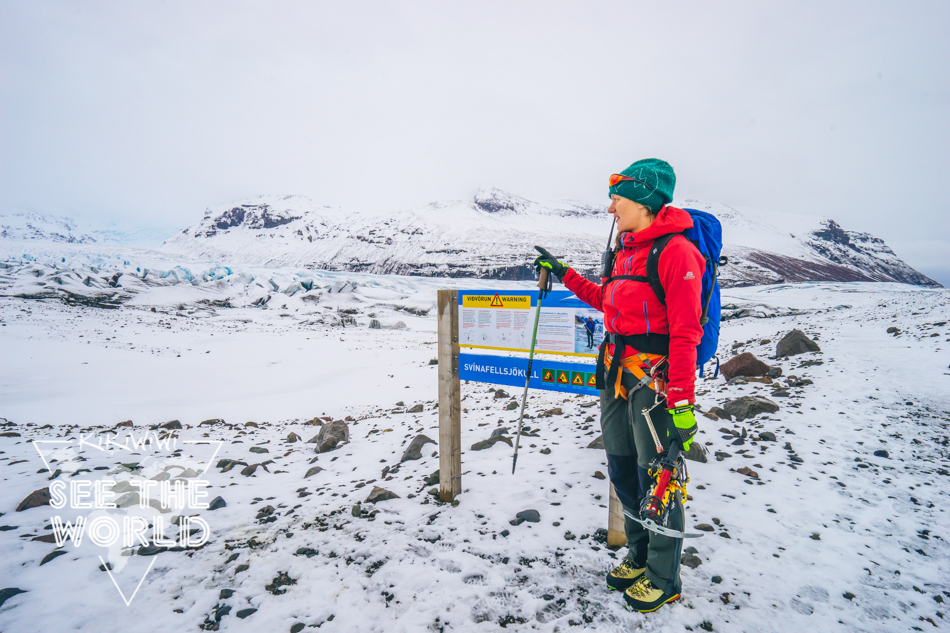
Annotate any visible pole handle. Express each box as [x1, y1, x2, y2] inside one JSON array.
[[537, 267, 549, 290]]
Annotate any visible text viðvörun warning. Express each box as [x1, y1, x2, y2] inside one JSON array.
[[458, 290, 604, 357]]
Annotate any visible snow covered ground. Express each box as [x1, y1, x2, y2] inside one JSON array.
[[1, 250, 948, 632]]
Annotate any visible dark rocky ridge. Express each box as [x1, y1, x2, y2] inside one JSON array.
[[205, 204, 301, 236]]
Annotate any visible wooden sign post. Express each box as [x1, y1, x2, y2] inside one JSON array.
[[437, 289, 461, 502], [607, 484, 627, 547]]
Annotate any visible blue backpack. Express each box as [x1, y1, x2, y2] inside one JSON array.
[[644, 208, 726, 377]]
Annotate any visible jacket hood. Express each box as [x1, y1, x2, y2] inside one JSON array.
[[622, 205, 693, 246]]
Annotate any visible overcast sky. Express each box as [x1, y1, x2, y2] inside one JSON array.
[[1, 1, 948, 283]]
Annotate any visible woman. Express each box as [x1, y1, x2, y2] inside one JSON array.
[[534, 158, 704, 613]]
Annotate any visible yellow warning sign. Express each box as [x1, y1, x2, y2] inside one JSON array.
[[556, 370, 570, 384], [462, 294, 531, 309], [571, 372, 584, 386]]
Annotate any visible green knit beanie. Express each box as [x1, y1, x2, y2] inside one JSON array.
[[609, 158, 676, 214]]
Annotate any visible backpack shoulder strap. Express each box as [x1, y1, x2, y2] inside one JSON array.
[[645, 232, 679, 306]]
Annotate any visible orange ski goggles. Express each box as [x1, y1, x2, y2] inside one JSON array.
[[609, 173, 650, 188]]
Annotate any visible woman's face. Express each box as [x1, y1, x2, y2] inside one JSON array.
[[609, 195, 653, 233]]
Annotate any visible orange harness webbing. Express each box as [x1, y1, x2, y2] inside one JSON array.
[[603, 352, 668, 400]]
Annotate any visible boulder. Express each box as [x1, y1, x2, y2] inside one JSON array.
[[218, 459, 248, 473], [137, 544, 167, 556], [208, 496, 227, 510], [315, 420, 349, 453], [304, 466, 324, 479], [369, 319, 381, 329], [681, 552, 703, 569], [720, 352, 771, 381], [787, 377, 814, 387], [709, 407, 732, 421], [407, 404, 424, 413], [490, 427, 509, 437], [587, 435, 605, 450], [286, 432, 301, 443], [510, 509, 541, 525], [39, 550, 68, 566], [776, 329, 821, 357], [365, 486, 400, 503], [0, 588, 26, 608], [249, 446, 269, 454], [723, 396, 780, 422], [684, 443, 708, 463], [470, 436, 513, 451], [400, 435, 436, 462], [160, 420, 182, 430], [506, 400, 519, 410], [16, 488, 51, 512]]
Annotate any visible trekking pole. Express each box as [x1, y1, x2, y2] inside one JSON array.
[[512, 267, 550, 474]]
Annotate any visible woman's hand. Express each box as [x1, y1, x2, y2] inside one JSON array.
[[534, 246, 569, 281], [668, 402, 698, 451]]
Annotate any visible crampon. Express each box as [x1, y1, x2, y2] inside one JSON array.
[[622, 441, 704, 540]]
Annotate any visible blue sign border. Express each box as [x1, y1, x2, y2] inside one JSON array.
[[459, 352, 598, 396]]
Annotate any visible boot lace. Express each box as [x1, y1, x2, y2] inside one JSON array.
[[615, 559, 635, 575], [628, 576, 655, 599]]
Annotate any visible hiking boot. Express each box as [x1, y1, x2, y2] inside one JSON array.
[[623, 576, 681, 612], [606, 557, 646, 591]]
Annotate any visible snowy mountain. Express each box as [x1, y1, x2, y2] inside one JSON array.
[[0, 211, 99, 244], [0, 210, 174, 248], [161, 191, 941, 288]]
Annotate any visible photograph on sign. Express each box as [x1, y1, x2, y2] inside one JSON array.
[[574, 309, 603, 353]]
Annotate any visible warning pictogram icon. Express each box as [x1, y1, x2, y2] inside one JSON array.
[[570, 372, 584, 386], [586, 372, 597, 387], [490, 294, 504, 307], [541, 369, 555, 383], [556, 370, 569, 384]]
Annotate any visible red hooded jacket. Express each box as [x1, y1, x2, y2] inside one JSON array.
[[562, 205, 706, 406]]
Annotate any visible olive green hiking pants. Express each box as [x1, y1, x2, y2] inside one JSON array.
[[601, 370, 684, 595]]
